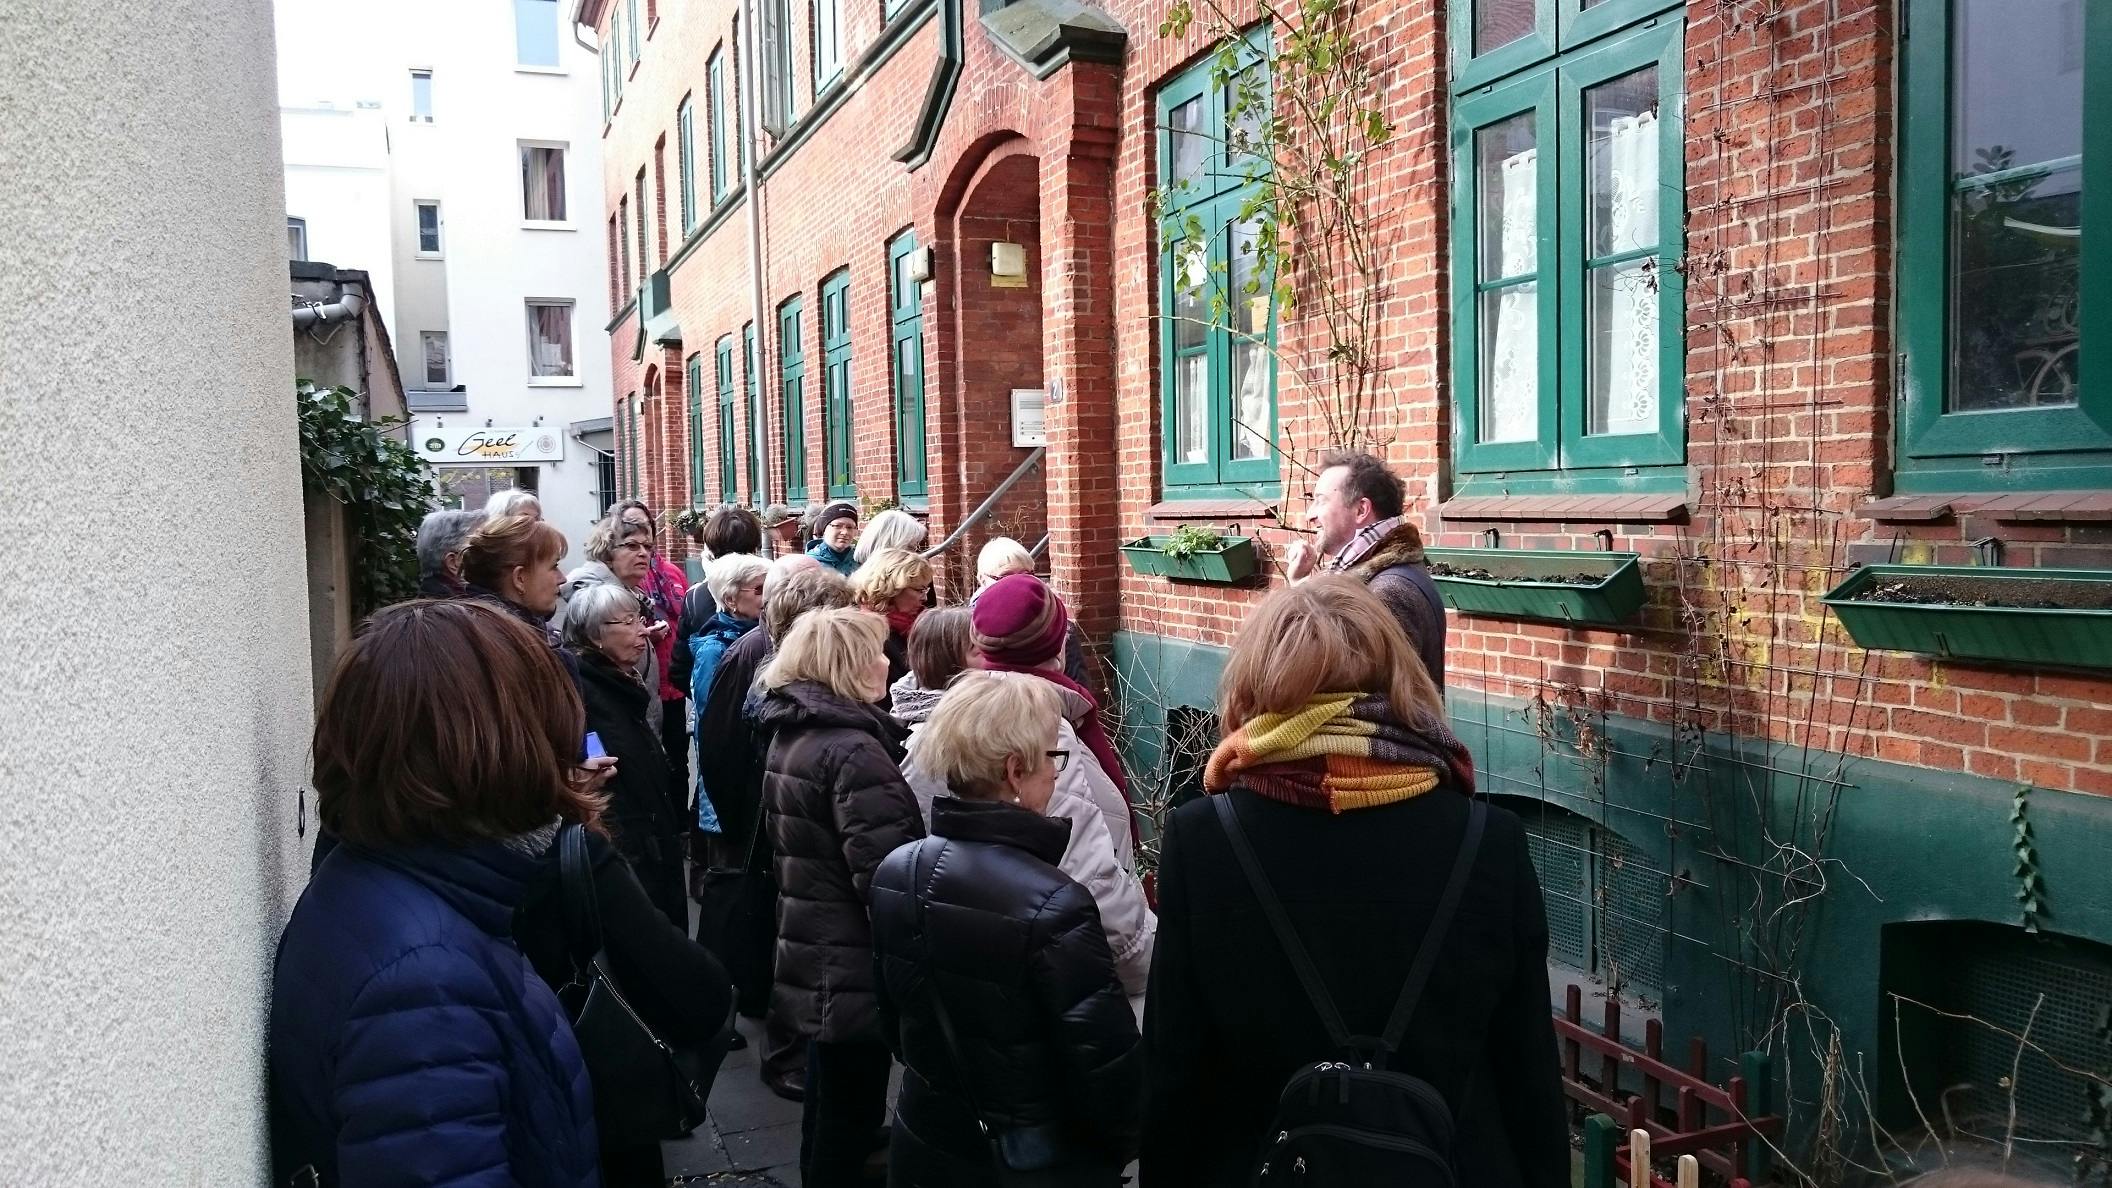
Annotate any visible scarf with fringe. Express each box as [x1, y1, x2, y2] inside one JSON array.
[[1203, 693, 1474, 813]]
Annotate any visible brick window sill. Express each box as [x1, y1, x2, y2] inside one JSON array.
[[1438, 493, 1687, 523], [1858, 491, 2112, 524], [1145, 498, 1277, 521]]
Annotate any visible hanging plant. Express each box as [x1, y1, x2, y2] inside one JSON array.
[[296, 380, 436, 616]]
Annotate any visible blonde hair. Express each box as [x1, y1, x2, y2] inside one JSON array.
[[761, 608, 891, 702], [849, 547, 934, 609], [976, 537, 1036, 585], [1219, 576, 1441, 735], [916, 671, 1062, 799], [854, 508, 927, 564]]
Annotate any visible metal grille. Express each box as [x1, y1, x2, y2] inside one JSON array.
[[1602, 829, 1666, 995], [1954, 937, 2112, 1143], [1522, 807, 1593, 971]]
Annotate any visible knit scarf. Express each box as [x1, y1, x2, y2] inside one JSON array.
[[1203, 694, 1475, 813]]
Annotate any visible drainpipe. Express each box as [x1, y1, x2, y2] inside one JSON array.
[[741, 0, 771, 505], [291, 290, 364, 330]]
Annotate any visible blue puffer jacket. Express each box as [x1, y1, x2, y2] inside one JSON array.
[[269, 837, 601, 1188], [690, 610, 758, 834]]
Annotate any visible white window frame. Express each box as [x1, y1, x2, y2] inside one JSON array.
[[525, 299, 580, 385], [414, 201, 444, 257], [513, 0, 563, 70], [518, 140, 573, 229], [421, 331, 452, 387], [287, 217, 308, 260], [409, 69, 434, 122]]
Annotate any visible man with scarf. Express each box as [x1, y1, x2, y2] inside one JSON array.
[[970, 573, 1141, 861], [1284, 449, 1446, 691]]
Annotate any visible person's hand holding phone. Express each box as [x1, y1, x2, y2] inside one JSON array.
[[580, 731, 618, 793]]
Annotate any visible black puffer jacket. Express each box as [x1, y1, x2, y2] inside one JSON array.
[[872, 797, 1143, 1175], [756, 679, 925, 1043], [571, 647, 687, 928]]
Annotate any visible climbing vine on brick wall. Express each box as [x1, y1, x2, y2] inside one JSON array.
[[296, 379, 436, 616], [1153, 0, 1395, 453]]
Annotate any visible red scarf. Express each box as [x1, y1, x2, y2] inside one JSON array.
[[976, 659, 1139, 848], [886, 607, 922, 638]]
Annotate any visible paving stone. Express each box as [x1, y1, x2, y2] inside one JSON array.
[[721, 1120, 803, 1177]]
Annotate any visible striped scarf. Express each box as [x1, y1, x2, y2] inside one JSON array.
[[1203, 693, 1475, 813]]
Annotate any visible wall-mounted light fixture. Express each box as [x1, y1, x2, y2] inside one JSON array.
[[990, 242, 1027, 288]]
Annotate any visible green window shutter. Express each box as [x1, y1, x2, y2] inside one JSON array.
[[686, 353, 705, 509], [1155, 31, 1279, 500], [1895, 0, 2112, 493], [821, 270, 854, 499], [716, 338, 737, 503], [708, 51, 728, 203], [888, 231, 927, 502], [779, 299, 806, 502], [743, 323, 761, 503], [677, 98, 696, 234]]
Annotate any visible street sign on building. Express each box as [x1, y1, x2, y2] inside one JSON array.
[[416, 426, 565, 465]]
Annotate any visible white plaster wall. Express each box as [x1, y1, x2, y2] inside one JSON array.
[[0, 1, 315, 1182], [282, 104, 400, 334], [276, 0, 613, 565]]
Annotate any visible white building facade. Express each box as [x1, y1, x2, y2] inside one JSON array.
[[278, 0, 615, 564]]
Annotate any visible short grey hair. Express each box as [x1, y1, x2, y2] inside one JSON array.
[[706, 553, 772, 607], [976, 536, 1035, 585], [854, 508, 927, 564], [486, 489, 541, 519], [585, 513, 650, 565], [560, 581, 642, 651], [416, 508, 487, 578]]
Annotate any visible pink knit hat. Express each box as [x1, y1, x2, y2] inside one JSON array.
[[971, 573, 1069, 667]]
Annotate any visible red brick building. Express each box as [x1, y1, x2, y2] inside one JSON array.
[[581, 0, 2112, 1167]]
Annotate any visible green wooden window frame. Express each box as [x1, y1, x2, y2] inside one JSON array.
[[686, 352, 706, 508], [1155, 31, 1280, 500], [716, 336, 738, 503], [821, 270, 855, 498], [1448, 13, 1686, 495], [626, 0, 641, 66], [888, 230, 928, 502], [1895, 0, 2112, 493], [677, 96, 697, 234], [707, 50, 730, 204], [779, 297, 808, 502], [744, 323, 761, 502], [812, 0, 843, 93]]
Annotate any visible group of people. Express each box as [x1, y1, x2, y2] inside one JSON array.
[[269, 452, 1587, 1188]]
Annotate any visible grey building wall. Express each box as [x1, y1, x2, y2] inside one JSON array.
[[0, 1, 315, 1181]]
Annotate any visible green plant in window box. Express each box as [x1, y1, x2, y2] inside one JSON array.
[[1122, 527, 1258, 583]]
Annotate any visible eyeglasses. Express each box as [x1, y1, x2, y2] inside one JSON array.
[[1045, 749, 1070, 772], [615, 540, 650, 553], [602, 616, 643, 629]]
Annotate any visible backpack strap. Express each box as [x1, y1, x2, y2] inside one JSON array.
[[1212, 793, 1352, 1049], [1378, 799, 1487, 1056], [557, 822, 604, 976]]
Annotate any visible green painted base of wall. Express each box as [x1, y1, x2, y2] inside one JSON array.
[[1112, 629, 2112, 1172]]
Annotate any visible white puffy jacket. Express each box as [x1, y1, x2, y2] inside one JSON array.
[[892, 673, 1156, 1016]]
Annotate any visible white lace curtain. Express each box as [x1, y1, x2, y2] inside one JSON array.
[[1594, 110, 1659, 437], [522, 148, 567, 222], [529, 304, 573, 377], [1484, 147, 1538, 443]]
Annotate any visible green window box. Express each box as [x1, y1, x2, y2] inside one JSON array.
[[1424, 547, 1644, 625], [1121, 535, 1259, 584], [1820, 564, 2112, 673]]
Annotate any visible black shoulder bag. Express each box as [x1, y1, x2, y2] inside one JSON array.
[[692, 779, 776, 1017], [1212, 793, 1487, 1188], [912, 841, 1123, 1188], [555, 823, 717, 1148]]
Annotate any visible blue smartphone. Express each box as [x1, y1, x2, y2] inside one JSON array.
[[584, 732, 606, 761]]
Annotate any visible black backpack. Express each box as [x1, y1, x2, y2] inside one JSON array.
[[1211, 793, 1488, 1187]]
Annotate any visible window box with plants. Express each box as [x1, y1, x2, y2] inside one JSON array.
[[1121, 526, 1258, 583], [1422, 548, 1646, 626], [1819, 564, 2112, 672]]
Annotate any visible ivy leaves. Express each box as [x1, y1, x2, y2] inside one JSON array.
[[2011, 784, 2047, 934], [297, 379, 436, 615]]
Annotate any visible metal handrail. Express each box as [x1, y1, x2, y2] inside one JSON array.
[[920, 446, 1046, 559], [1030, 532, 1049, 559]]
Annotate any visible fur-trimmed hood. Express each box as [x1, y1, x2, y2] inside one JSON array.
[[1342, 521, 1427, 578]]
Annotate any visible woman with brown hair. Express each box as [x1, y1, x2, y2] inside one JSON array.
[[270, 600, 604, 1188], [755, 607, 926, 1185], [1139, 577, 1567, 1188]]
